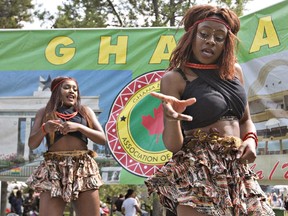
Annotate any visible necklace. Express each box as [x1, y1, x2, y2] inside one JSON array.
[[185, 62, 218, 70], [56, 111, 78, 121]]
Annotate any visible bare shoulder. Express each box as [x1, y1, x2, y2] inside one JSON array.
[[234, 62, 242, 73], [82, 105, 94, 114], [234, 63, 244, 85], [162, 68, 190, 85], [161, 69, 187, 97], [162, 69, 182, 80], [36, 107, 46, 117], [161, 69, 185, 88]]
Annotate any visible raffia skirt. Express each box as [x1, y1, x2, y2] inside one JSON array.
[[26, 150, 103, 203], [145, 129, 275, 216]]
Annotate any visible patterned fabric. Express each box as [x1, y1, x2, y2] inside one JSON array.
[[26, 150, 103, 202], [145, 129, 275, 216]]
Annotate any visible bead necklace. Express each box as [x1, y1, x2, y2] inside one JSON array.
[[185, 62, 219, 70], [56, 111, 78, 121]]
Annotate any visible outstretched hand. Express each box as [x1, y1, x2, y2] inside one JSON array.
[[150, 92, 196, 121]]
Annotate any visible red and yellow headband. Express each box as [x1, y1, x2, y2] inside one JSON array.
[[189, 17, 231, 32], [51, 77, 74, 92]]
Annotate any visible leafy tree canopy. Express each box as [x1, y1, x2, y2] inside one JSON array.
[[33, 0, 252, 28], [0, 0, 33, 28], [0, 0, 252, 29]]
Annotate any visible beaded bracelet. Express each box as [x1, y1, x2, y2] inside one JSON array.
[[41, 123, 47, 135], [242, 132, 258, 148]]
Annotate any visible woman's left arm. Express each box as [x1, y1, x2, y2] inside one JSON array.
[[235, 63, 257, 163], [238, 105, 257, 163]]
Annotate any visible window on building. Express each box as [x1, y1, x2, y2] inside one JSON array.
[[18, 118, 26, 156]]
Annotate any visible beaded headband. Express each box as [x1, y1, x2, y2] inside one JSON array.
[[189, 17, 231, 32], [51, 77, 74, 92]]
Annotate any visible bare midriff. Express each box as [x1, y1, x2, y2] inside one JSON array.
[[184, 119, 240, 137]]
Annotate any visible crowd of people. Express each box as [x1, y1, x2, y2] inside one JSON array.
[[99, 189, 149, 216], [6, 185, 288, 216], [7, 187, 39, 216], [266, 192, 288, 210], [6, 187, 149, 216]]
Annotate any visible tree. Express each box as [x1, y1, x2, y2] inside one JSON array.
[[53, 0, 108, 28], [99, 184, 153, 212], [34, 0, 252, 28], [0, 0, 33, 28], [215, 0, 252, 16]]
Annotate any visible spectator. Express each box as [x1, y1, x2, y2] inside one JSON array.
[[13, 190, 24, 216], [277, 195, 284, 208], [8, 190, 16, 213], [114, 194, 125, 215], [100, 201, 110, 216], [266, 193, 272, 206], [272, 192, 278, 207], [23, 188, 39, 216], [284, 196, 288, 211], [122, 189, 142, 216]]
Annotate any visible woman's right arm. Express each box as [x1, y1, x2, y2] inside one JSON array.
[[28, 108, 46, 150], [159, 71, 196, 153], [28, 108, 62, 150]]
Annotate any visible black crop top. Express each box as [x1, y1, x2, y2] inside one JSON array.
[[177, 68, 247, 130], [46, 107, 88, 148]]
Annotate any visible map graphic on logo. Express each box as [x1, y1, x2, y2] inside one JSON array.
[[105, 70, 173, 177]]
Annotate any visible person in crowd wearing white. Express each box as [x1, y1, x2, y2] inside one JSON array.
[[121, 189, 142, 216]]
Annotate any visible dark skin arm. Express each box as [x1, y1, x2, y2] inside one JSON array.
[[28, 107, 63, 150], [150, 70, 196, 153], [59, 106, 106, 145], [235, 63, 257, 163], [28, 106, 106, 150]]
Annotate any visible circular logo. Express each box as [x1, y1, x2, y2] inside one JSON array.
[[105, 70, 172, 177]]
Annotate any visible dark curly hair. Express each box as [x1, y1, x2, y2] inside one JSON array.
[[169, 5, 240, 80]]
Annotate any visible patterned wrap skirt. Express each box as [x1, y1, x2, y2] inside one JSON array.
[[145, 129, 275, 216], [26, 150, 103, 203]]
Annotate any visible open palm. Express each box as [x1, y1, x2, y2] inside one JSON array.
[[150, 92, 196, 121]]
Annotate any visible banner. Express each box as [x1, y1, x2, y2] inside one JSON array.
[[238, 0, 288, 185], [0, 28, 180, 184], [0, 1, 287, 185]]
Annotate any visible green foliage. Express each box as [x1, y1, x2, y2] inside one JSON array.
[[0, 0, 33, 28], [0, 0, 253, 29], [0, 153, 25, 164], [215, 0, 252, 16], [34, 0, 252, 28], [53, 0, 108, 28], [99, 184, 152, 209]]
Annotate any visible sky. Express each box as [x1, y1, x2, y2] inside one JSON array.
[[245, 0, 284, 14], [23, 0, 284, 29]]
